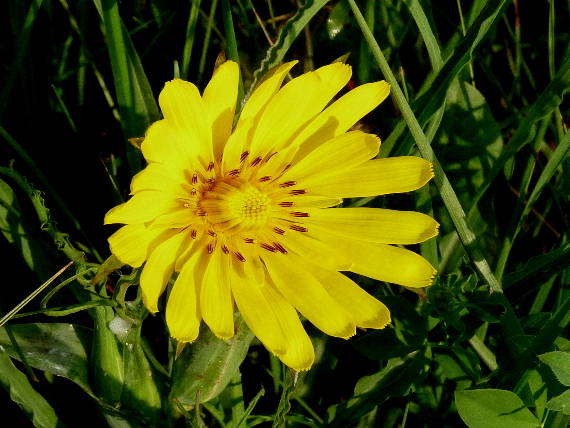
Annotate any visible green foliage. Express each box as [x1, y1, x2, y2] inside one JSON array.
[[0, 0, 568, 427]]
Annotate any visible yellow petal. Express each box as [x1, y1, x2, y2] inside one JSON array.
[[310, 268, 391, 329], [130, 163, 188, 196], [150, 208, 196, 229], [203, 61, 239, 159], [238, 61, 298, 125], [304, 207, 439, 244], [200, 249, 234, 339], [292, 81, 390, 157], [307, 157, 434, 197], [221, 117, 253, 175], [319, 234, 436, 288], [140, 231, 188, 313], [104, 191, 178, 225], [263, 252, 356, 338], [159, 79, 213, 164], [166, 254, 201, 342], [282, 131, 379, 182], [249, 62, 351, 155], [230, 262, 288, 355], [141, 120, 199, 171], [278, 226, 352, 271], [261, 279, 315, 371], [279, 195, 342, 209], [108, 224, 164, 267]]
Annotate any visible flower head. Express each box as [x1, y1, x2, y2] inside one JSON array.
[[105, 61, 438, 370]]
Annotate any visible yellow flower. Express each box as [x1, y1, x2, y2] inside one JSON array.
[[104, 61, 438, 371]]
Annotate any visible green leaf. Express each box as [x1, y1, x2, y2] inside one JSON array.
[[455, 389, 540, 428], [91, 305, 124, 405], [120, 324, 162, 425], [546, 389, 570, 415], [0, 349, 63, 428], [328, 351, 427, 427], [170, 314, 253, 406], [0, 323, 92, 395], [539, 352, 570, 386]]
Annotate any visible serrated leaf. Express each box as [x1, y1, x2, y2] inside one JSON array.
[[0, 323, 92, 394], [0, 349, 63, 428], [539, 351, 570, 386], [455, 389, 539, 428], [170, 314, 253, 406], [248, 0, 331, 95], [545, 389, 570, 415]]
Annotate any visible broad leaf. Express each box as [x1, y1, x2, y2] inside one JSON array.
[[455, 389, 539, 428]]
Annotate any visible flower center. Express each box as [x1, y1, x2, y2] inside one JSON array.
[[199, 180, 272, 233]]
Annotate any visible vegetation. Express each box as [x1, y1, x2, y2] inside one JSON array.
[[0, 0, 568, 427]]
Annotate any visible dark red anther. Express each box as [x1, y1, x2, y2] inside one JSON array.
[[260, 242, 277, 252], [290, 225, 308, 232], [280, 181, 296, 188], [272, 227, 285, 235], [289, 189, 306, 195], [273, 242, 287, 254]]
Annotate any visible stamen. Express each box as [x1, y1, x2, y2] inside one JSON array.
[[196, 210, 207, 217], [251, 157, 262, 167], [278, 201, 294, 207], [234, 251, 246, 262], [272, 227, 285, 235], [221, 245, 230, 254], [273, 242, 287, 254], [290, 211, 309, 217], [290, 225, 308, 232], [289, 189, 306, 195], [240, 151, 249, 162], [280, 181, 296, 188], [190, 189, 197, 196], [207, 161, 215, 172], [264, 152, 278, 163], [208, 230, 217, 237], [244, 238, 256, 244], [260, 242, 277, 252], [207, 243, 215, 254], [191, 173, 198, 185], [228, 169, 240, 176], [259, 176, 271, 182], [191, 229, 197, 239]]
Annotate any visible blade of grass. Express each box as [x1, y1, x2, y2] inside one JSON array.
[[0, 262, 73, 329], [221, 0, 244, 101], [0, 0, 44, 119], [348, 0, 501, 293], [181, 0, 201, 79], [381, 0, 510, 157], [93, 0, 160, 171], [198, 0, 219, 85]]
